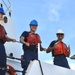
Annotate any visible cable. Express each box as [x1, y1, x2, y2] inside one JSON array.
[[38, 60, 44, 75], [16, 41, 22, 43], [2, 0, 8, 9], [2, 0, 12, 14], [7, 56, 30, 63], [8, 0, 11, 5]]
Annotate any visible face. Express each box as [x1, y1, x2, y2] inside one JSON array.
[[4, 18, 8, 23], [56, 33, 64, 40], [0, 13, 3, 20], [30, 25, 37, 32]]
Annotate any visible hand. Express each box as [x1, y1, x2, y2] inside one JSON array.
[[43, 48, 47, 51], [53, 44, 57, 49], [67, 45, 70, 51], [12, 39, 16, 42], [25, 42, 30, 47], [70, 55, 75, 59]]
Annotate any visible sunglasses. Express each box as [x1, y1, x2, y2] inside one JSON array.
[[57, 34, 64, 36]]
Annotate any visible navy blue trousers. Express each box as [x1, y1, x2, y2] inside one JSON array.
[[0, 43, 6, 75], [21, 49, 38, 75], [53, 55, 70, 69]]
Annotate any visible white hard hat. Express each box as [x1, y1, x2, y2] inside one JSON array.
[[56, 29, 64, 34]]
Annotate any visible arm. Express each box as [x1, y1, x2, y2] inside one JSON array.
[[40, 44, 46, 51], [36, 34, 46, 51], [20, 36, 30, 46], [5, 35, 16, 42], [66, 45, 70, 57], [20, 36, 26, 44], [46, 46, 54, 53], [20, 31, 30, 46], [4, 28, 16, 42], [46, 41, 56, 53]]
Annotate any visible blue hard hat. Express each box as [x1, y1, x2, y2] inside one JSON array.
[[0, 7, 5, 15], [30, 20, 38, 26]]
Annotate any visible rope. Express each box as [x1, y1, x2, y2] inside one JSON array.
[[16, 41, 22, 43], [38, 60, 44, 75]]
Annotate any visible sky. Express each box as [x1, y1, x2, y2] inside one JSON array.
[[1, 0, 75, 70]]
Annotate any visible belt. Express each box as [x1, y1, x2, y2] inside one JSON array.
[[29, 45, 38, 53], [30, 48, 38, 53], [29, 49, 38, 53], [54, 54, 66, 57]]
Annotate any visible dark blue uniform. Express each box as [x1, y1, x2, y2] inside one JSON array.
[[20, 31, 41, 75], [0, 30, 7, 75], [49, 40, 70, 69]]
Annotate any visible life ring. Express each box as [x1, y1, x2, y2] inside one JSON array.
[[6, 64, 17, 75]]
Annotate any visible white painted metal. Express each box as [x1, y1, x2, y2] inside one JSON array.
[[26, 60, 75, 75], [6, 72, 10, 75], [6, 58, 22, 75], [4, 17, 23, 58], [38, 43, 40, 60]]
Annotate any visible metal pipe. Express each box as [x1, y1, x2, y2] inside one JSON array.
[[38, 43, 40, 60]]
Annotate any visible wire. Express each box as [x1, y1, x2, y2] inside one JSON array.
[[38, 60, 44, 75], [5, 6, 11, 12], [2, 0, 11, 13], [8, 0, 11, 5], [2, 0, 8, 9], [16, 41, 22, 43], [7, 56, 30, 62]]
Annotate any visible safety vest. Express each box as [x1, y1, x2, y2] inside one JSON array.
[[0, 24, 6, 43], [26, 33, 41, 46], [53, 41, 69, 57]]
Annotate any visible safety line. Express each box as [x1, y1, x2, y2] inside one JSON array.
[[38, 60, 44, 75]]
